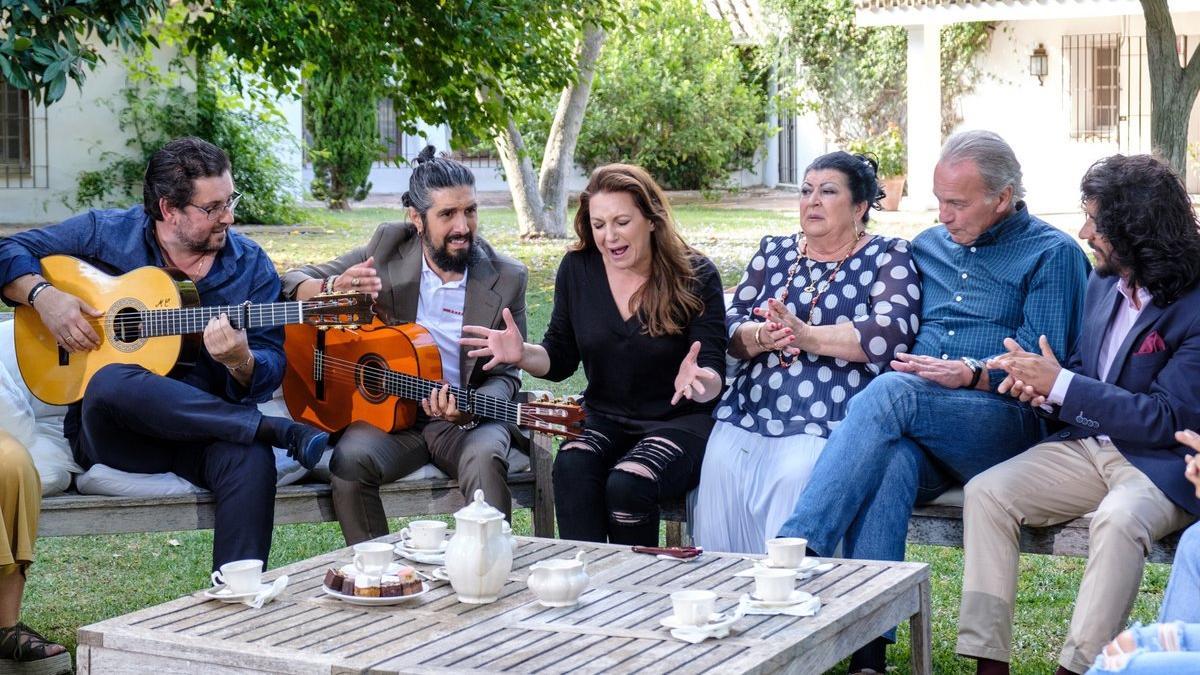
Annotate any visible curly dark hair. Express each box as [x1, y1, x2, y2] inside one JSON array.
[[143, 137, 231, 221], [1080, 154, 1200, 306], [804, 151, 884, 223]]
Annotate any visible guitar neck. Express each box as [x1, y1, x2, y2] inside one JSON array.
[[141, 302, 308, 337]]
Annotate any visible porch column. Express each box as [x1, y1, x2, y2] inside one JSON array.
[[764, 67, 779, 188], [903, 23, 941, 211]]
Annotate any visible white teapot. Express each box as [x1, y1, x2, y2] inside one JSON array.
[[527, 551, 589, 607], [445, 489, 514, 604]]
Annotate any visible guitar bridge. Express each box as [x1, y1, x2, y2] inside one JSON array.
[[314, 329, 326, 401]]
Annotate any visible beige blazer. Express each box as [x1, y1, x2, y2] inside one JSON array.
[[281, 222, 528, 400]]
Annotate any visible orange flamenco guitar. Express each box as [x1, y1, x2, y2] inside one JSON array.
[[283, 320, 585, 439], [15, 255, 375, 405]]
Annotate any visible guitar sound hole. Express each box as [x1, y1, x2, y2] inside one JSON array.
[[356, 355, 390, 404], [112, 307, 144, 343]]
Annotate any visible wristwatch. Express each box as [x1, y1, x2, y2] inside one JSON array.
[[961, 356, 985, 389]]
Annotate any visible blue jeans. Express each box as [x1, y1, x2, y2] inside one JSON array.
[[70, 364, 275, 571], [1161, 523, 1200, 623], [778, 371, 1044, 561], [1086, 622, 1200, 674]]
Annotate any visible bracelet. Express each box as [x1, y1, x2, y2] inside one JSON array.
[[26, 281, 52, 307], [229, 353, 254, 373], [753, 323, 768, 349], [321, 276, 337, 294], [457, 418, 480, 431]]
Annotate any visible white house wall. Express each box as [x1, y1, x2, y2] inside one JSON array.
[[0, 45, 179, 225], [953, 12, 1200, 210]]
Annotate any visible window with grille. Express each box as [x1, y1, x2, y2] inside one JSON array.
[[1064, 34, 1123, 142], [0, 78, 32, 174]]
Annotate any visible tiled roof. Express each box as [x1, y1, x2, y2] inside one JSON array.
[[702, 0, 765, 44]]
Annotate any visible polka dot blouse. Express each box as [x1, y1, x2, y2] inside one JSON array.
[[715, 234, 922, 438]]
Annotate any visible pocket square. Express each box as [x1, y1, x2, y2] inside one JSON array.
[[1135, 330, 1167, 355]]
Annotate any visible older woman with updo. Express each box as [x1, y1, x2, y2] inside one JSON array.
[[463, 164, 727, 545], [692, 152, 922, 554]]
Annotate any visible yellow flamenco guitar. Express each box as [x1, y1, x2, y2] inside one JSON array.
[[14, 255, 374, 405]]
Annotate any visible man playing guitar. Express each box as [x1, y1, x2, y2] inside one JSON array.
[[282, 145, 529, 544], [0, 137, 328, 571]]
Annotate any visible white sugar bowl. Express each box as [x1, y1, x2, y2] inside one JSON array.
[[527, 551, 589, 607]]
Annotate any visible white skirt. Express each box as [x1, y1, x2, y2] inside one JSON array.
[[689, 421, 826, 555]]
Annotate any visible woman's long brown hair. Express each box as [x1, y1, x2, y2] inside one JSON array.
[[572, 164, 704, 337]]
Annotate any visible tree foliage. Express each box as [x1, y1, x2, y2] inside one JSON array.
[[765, 0, 990, 146], [0, 0, 166, 104], [573, 0, 768, 190], [189, 1, 613, 144], [72, 43, 299, 224]]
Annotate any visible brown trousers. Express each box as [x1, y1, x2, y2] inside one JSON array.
[[328, 420, 517, 545], [956, 437, 1193, 673]]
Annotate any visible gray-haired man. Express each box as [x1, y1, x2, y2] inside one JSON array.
[[282, 146, 528, 544]]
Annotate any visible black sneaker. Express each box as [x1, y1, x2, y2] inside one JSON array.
[[285, 424, 329, 471]]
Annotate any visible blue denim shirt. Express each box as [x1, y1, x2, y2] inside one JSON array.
[[0, 205, 285, 420], [911, 202, 1091, 390]]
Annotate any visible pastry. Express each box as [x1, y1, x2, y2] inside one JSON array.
[[324, 568, 345, 591], [353, 575, 381, 597]]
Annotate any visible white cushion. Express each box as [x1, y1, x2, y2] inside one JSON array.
[[926, 487, 965, 507], [75, 464, 205, 497]]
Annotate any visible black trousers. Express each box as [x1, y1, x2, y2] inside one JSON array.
[[70, 364, 275, 570], [552, 413, 707, 546]]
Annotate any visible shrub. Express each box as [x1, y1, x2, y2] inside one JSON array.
[[71, 51, 300, 224], [573, 0, 768, 190], [304, 69, 381, 210], [846, 125, 905, 178]]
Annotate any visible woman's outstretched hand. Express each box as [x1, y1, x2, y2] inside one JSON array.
[[461, 307, 525, 371], [671, 341, 723, 405]]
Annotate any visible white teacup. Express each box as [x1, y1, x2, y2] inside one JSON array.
[[670, 589, 717, 627], [753, 567, 797, 602], [210, 559, 263, 594], [352, 542, 395, 576], [400, 520, 448, 550], [766, 537, 808, 569]]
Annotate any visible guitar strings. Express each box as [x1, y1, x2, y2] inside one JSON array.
[[313, 353, 520, 421]]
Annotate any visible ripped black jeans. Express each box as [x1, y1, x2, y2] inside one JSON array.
[[552, 414, 707, 546]]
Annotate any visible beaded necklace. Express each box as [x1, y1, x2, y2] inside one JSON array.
[[775, 230, 865, 367]]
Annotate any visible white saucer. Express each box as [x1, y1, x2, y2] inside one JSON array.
[[203, 583, 270, 602], [397, 539, 448, 554], [321, 580, 430, 606], [659, 611, 738, 633], [397, 548, 445, 565], [748, 590, 814, 608], [338, 562, 409, 577], [430, 567, 451, 582]]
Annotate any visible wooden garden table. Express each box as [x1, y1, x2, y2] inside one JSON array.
[[77, 535, 931, 674]]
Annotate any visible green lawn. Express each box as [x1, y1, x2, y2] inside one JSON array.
[[18, 203, 1166, 674]]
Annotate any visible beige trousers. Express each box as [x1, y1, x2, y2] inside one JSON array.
[[956, 437, 1194, 673], [0, 431, 39, 572]]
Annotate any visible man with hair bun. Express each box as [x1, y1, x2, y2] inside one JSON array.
[[283, 146, 529, 544], [775, 130, 1091, 673], [959, 153, 1200, 675]]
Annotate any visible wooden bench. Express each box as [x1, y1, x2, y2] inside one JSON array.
[[661, 491, 1183, 563], [40, 432, 558, 538]]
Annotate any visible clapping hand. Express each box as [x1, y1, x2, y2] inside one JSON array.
[[988, 336, 1061, 406], [754, 298, 807, 353], [671, 341, 723, 405], [461, 307, 524, 371], [332, 256, 382, 298]]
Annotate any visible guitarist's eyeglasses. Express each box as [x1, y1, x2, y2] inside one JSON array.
[[187, 191, 242, 222]]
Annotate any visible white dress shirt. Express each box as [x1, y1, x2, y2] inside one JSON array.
[[416, 254, 468, 387], [1048, 278, 1152, 441]]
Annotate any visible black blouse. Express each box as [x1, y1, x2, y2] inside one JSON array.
[[539, 248, 728, 429]]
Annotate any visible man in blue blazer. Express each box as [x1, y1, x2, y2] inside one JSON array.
[[955, 154, 1200, 675]]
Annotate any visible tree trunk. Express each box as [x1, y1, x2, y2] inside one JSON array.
[[494, 118, 548, 237], [1141, 0, 1200, 181], [538, 23, 606, 238]]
